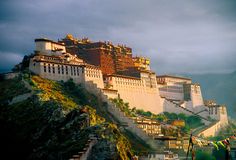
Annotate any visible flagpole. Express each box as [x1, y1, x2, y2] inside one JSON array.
[[186, 133, 192, 160]]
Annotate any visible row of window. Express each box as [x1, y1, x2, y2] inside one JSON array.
[[113, 78, 157, 88], [116, 80, 143, 86], [43, 63, 80, 76], [111, 77, 143, 86], [84, 69, 101, 78], [45, 56, 59, 61], [159, 88, 183, 93], [42, 63, 102, 79], [86, 72, 101, 78], [86, 73, 101, 78], [209, 107, 218, 115], [138, 125, 161, 129]]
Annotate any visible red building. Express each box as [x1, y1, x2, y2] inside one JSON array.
[[60, 34, 139, 76]]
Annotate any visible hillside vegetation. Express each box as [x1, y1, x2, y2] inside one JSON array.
[[0, 74, 134, 160]]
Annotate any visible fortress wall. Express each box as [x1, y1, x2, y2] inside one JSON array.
[[102, 89, 118, 99], [156, 76, 192, 85], [35, 40, 66, 56], [181, 101, 193, 109], [161, 98, 193, 115], [207, 105, 228, 126], [162, 99, 211, 125], [219, 107, 228, 126], [103, 96, 159, 148], [209, 107, 220, 120], [117, 88, 162, 114], [84, 67, 104, 89], [29, 60, 105, 90], [198, 120, 228, 137], [30, 60, 84, 83], [29, 59, 41, 75], [30, 58, 162, 114], [159, 90, 184, 101], [181, 103, 209, 118], [190, 84, 204, 107], [104, 73, 162, 114], [193, 106, 209, 118], [212, 106, 228, 125]]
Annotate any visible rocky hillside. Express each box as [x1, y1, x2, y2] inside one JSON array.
[[0, 73, 136, 160], [187, 71, 236, 118]]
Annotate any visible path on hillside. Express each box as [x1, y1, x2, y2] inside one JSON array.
[[9, 78, 34, 105], [164, 98, 211, 122], [84, 80, 162, 150]]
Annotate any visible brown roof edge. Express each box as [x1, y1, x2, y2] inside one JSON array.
[[35, 38, 65, 46], [156, 75, 192, 81], [104, 74, 141, 80], [102, 88, 118, 92]]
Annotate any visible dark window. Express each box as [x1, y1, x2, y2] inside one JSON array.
[[71, 66, 73, 75], [62, 65, 64, 74], [58, 65, 60, 74], [66, 66, 68, 75], [44, 63, 47, 72], [52, 64, 55, 73], [77, 67, 79, 76], [48, 64, 51, 73]]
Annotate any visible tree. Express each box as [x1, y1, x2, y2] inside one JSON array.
[[178, 113, 187, 121]]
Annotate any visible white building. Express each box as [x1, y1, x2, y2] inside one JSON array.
[[29, 37, 228, 137], [30, 38, 104, 89], [157, 75, 205, 113], [29, 38, 162, 113], [103, 72, 162, 114], [35, 38, 66, 56], [197, 100, 228, 137], [156, 75, 228, 135]]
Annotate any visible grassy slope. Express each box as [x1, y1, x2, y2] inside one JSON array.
[[0, 75, 30, 102], [61, 78, 154, 154], [0, 75, 134, 160]]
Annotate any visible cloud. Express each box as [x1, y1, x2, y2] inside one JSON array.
[[0, 51, 23, 72], [0, 0, 236, 74]]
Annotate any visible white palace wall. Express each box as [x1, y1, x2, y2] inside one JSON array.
[[105, 74, 163, 114], [29, 58, 104, 91], [158, 85, 184, 101], [30, 38, 228, 136], [190, 84, 204, 108], [35, 39, 66, 56]]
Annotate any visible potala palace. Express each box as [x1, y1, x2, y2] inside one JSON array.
[[29, 35, 228, 137]]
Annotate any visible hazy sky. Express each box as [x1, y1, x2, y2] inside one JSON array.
[[1, 0, 236, 74]]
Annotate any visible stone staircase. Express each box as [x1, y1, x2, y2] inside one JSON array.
[[83, 80, 160, 149], [69, 136, 98, 160], [164, 98, 225, 137], [192, 121, 218, 136], [164, 98, 211, 124]]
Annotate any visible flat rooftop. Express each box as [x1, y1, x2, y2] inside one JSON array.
[[156, 74, 192, 81]]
